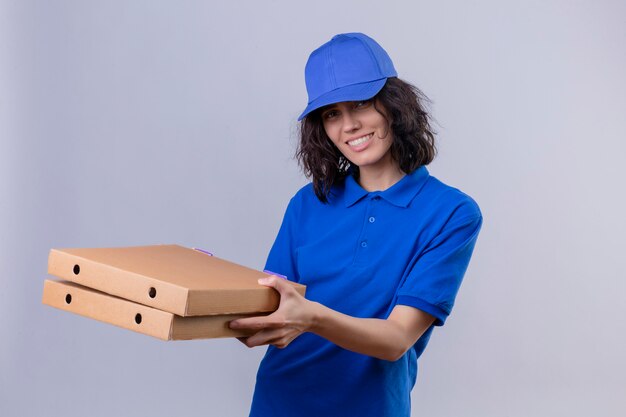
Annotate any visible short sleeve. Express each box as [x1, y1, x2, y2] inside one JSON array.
[[264, 196, 301, 283], [396, 208, 483, 326]]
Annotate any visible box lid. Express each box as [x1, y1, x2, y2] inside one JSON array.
[[48, 244, 305, 316]]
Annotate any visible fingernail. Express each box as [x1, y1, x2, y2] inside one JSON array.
[[258, 277, 272, 284]]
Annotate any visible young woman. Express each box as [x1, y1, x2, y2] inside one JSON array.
[[229, 32, 483, 417]]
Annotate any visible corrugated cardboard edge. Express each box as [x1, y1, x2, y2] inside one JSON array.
[[42, 279, 174, 340], [48, 245, 307, 317], [185, 282, 306, 316], [169, 314, 261, 340], [42, 280, 261, 340], [48, 248, 189, 316]]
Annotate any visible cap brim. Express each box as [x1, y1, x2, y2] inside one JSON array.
[[297, 78, 387, 121]]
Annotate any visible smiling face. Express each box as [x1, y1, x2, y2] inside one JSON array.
[[320, 99, 395, 172]]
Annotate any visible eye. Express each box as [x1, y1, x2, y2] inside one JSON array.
[[353, 99, 372, 110], [322, 109, 339, 120]]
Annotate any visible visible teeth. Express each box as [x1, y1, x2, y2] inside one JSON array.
[[348, 134, 372, 146]]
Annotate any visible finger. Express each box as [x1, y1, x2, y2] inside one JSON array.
[[229, 315, 284, 330], [272, 327, 304, 349], [245, 328, 292, 348], [258, 275, 296, 298], [274, 333, 298, 349], [244, 329, 277, 347]]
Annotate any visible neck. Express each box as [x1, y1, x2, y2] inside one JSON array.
[[357, 156, 405, 192]]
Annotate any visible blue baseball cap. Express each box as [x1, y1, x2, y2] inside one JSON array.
[[298, 33, 397, 121]]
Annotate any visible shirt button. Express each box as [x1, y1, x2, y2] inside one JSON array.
[[368, 216, 375, 223], [361, 241, 368, 248], [373, 196, 381, 201]]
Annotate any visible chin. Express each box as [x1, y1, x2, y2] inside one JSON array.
[[351, 155, 384, 167]]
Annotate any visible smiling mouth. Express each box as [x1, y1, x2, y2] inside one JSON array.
[[347, 133, 373, 147]]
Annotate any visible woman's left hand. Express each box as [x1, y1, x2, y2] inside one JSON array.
[[229, 276, 318, 349]]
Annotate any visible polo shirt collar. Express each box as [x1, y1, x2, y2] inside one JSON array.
[[344, 166, 430, 208]]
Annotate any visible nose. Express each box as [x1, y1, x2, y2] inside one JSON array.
[[342, 110, 361, 133]]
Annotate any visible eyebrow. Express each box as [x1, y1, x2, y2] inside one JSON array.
[[321, 104, 339, 112]]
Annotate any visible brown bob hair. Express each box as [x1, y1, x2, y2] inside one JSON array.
[[296, 77, 437, 203]]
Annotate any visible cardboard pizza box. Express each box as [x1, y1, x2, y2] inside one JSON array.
[[47, 244, 304, 316], [42, 280, 260, 340]]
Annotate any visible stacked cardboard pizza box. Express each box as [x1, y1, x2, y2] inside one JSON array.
[[42, 244, 305, 340]]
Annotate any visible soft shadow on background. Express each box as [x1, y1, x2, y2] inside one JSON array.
[[1, 1, 625, 416]]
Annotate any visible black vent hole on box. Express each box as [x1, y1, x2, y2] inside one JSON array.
[[73, 264, 80, 275], [65, 294, 72, 304], [148, 287, 157, 298], [135, 313, 142, 324]]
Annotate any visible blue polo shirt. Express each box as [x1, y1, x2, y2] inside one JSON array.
[[250, 166, 482, 417]]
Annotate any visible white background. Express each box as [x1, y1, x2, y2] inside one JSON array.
[[1, 1, 625, 416]]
